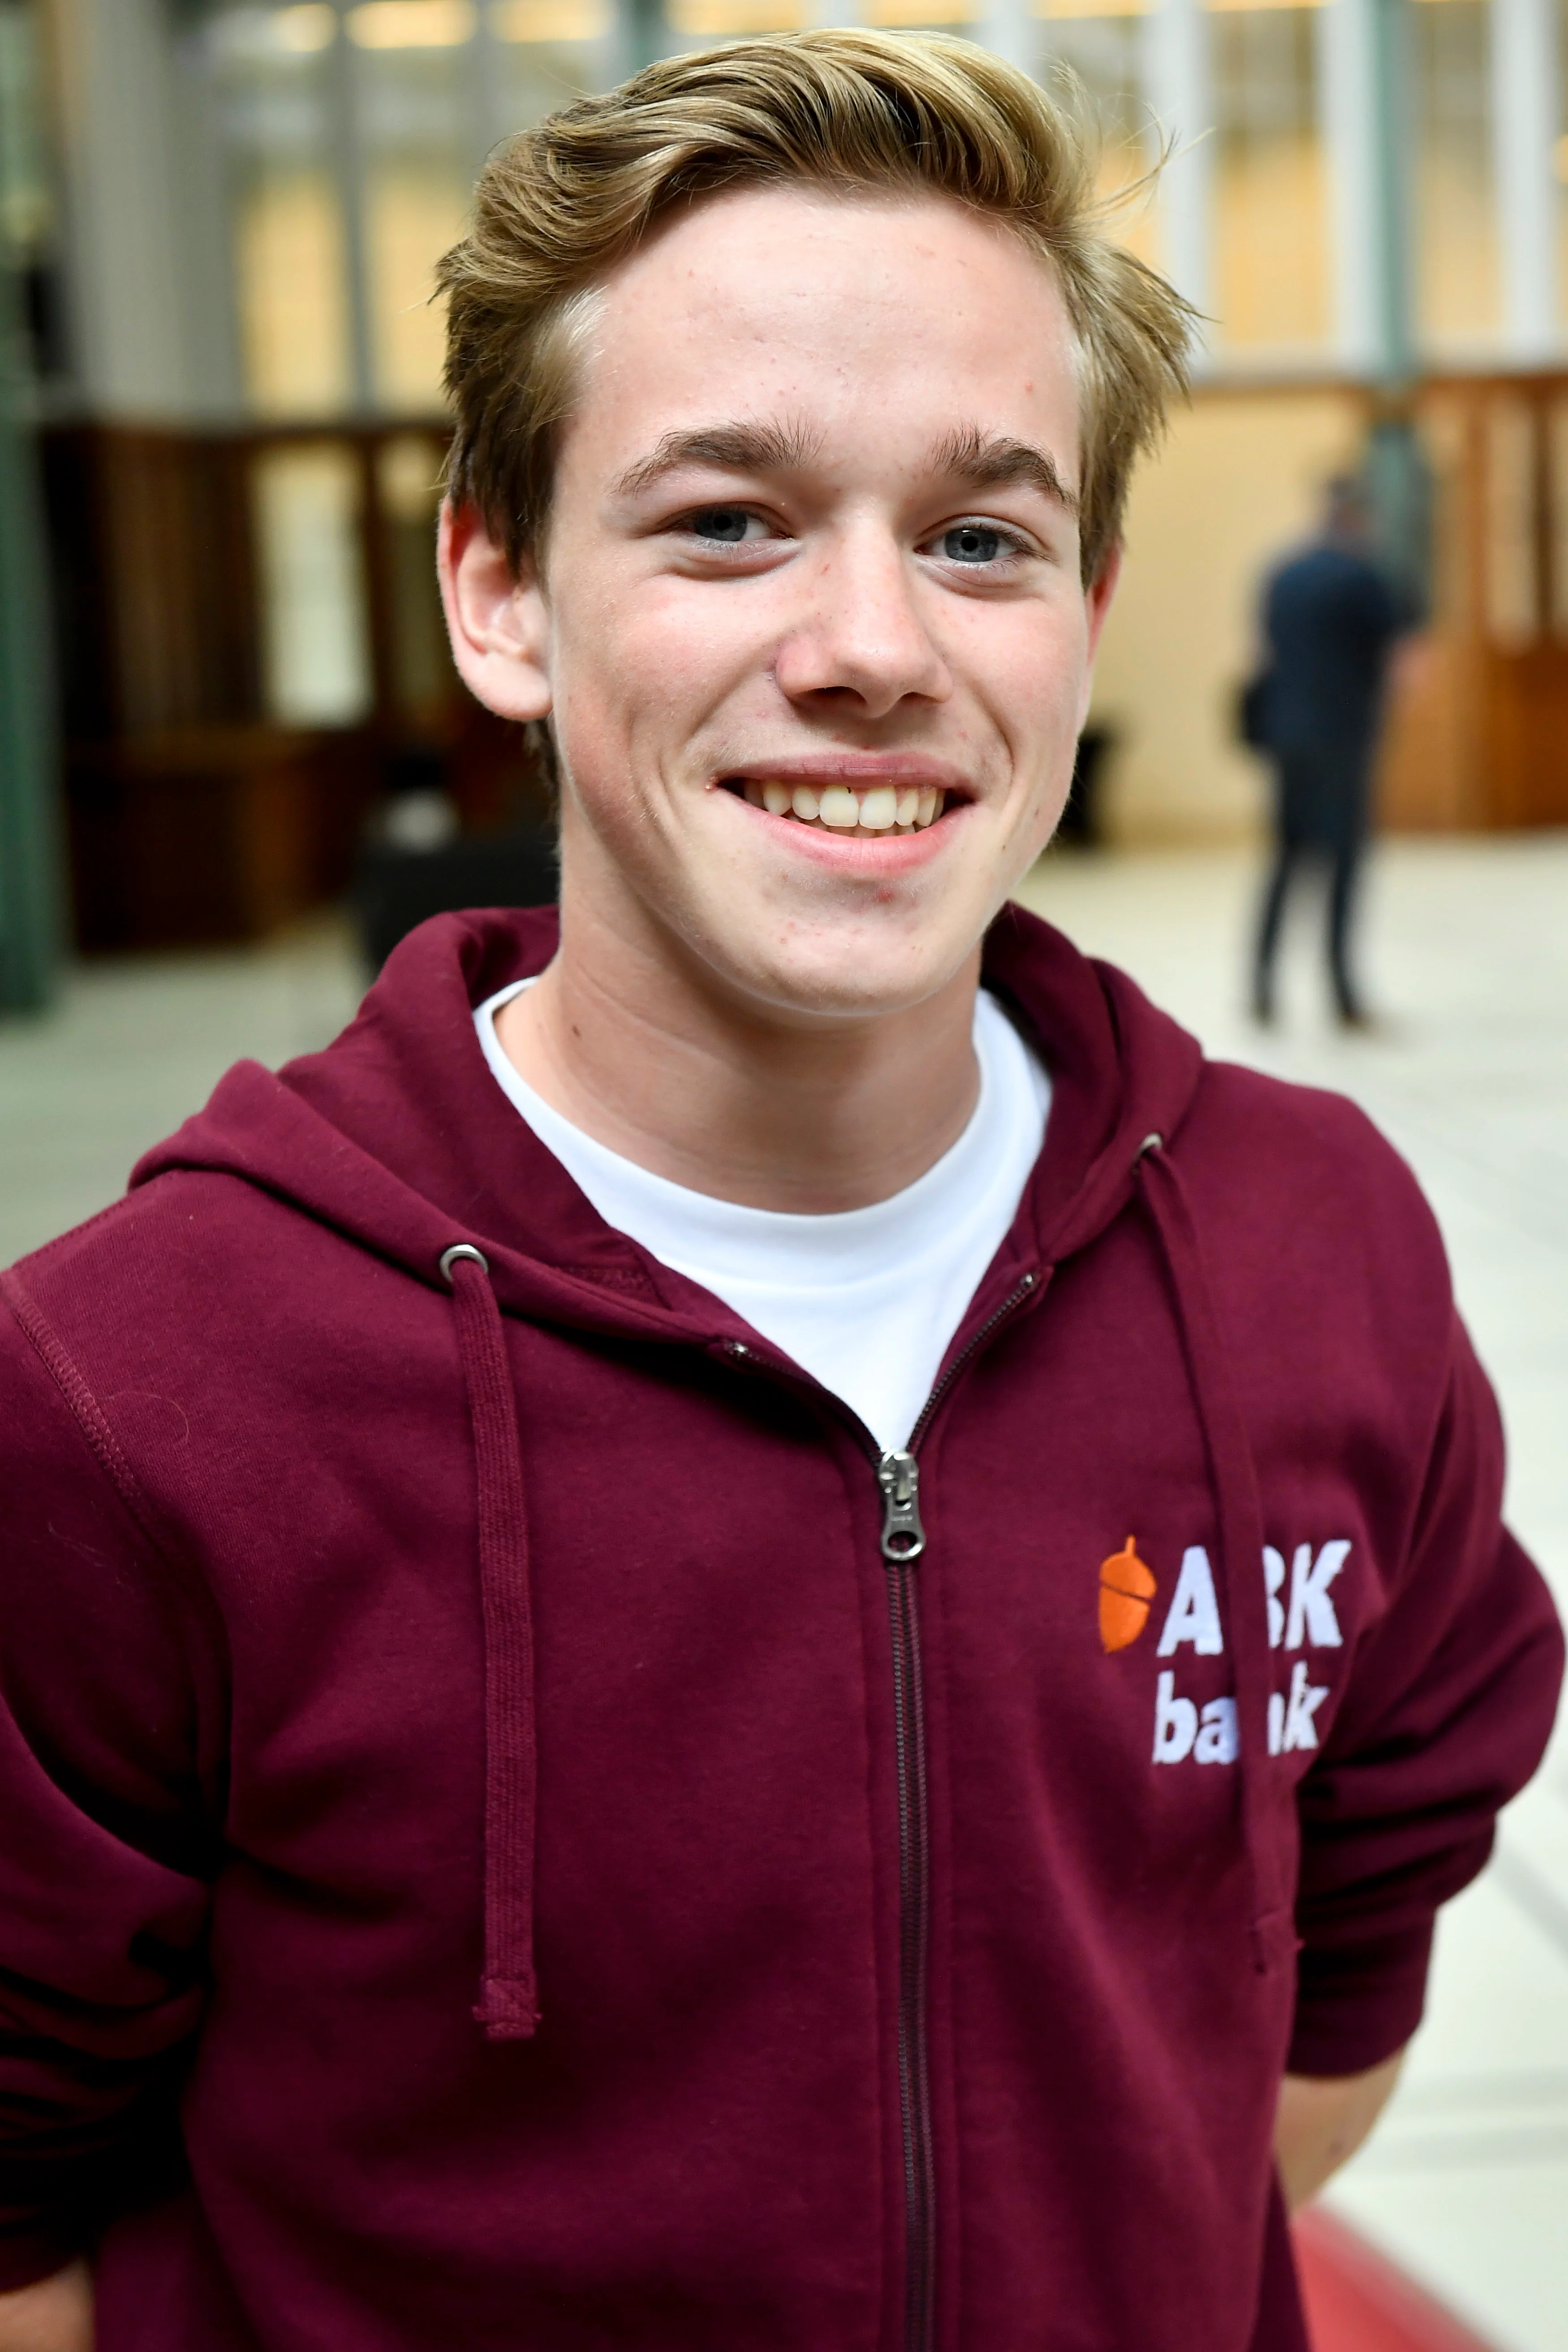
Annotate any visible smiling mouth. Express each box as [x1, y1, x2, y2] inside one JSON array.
[[725, 778, 950, 836]]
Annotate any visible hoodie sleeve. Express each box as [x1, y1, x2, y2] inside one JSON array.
[[0, 1279, 224, 2288], [1287, 1313, 1563, 2077]]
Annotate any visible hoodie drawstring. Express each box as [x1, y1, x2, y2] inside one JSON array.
[[440, 1244, 541, 2040], [1132, 1141, 1296, 1977], [435, 1141, 1290, 2032]]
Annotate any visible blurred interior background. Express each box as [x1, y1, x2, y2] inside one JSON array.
[[7, 0, 1568, 993], [0, 4, 1566, 2348]]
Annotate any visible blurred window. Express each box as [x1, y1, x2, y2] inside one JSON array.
[[857, 2, 980, 25], [377, 431, 454, 719], [1551, 394, 1568, 632], [253, 443, 375, 723], [490, 0, 614, 129], [1208, 0, 1328, 353], [1413, 0, 1500, 352], [1034, 3, 1159, 272], [211, 7, 353, 414], [1483, 393, 1539, 645], [207, 0, 606, 422], [1557, 0, 1568, 332], [664, 0, 813, 29], [0, 0, 66, 381], [353, 6, 475, 408]]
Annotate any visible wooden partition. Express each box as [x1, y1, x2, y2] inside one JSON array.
[[1381, 374, 1568, 832], [42, 419, 543, 951]]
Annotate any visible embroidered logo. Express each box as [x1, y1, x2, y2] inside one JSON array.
[[1098, 1537, 1158, 1653], [1099, 1534, 1352, 1766]]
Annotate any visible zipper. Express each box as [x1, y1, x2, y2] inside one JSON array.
[[878, 1447, 935, 2352], [875, 1267, 1042, 2352]]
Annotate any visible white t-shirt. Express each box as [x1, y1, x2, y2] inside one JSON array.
[[474, 983, 1050, 1454]]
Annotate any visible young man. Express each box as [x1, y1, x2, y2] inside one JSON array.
[[0, 34, 1558, 2352]]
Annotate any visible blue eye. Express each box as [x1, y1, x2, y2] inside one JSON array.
[[690, 507, 753, 543], [942, 524, 1005, 564]]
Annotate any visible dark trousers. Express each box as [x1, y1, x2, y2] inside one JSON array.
[[1253, 748, 1370, 1022]]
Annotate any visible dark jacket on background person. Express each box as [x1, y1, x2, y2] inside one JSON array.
[[0, 904, 1558, 2352], [1261, 542, 1401, 772]]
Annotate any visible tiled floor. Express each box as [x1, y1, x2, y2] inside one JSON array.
[[2, 836, 1565, 2347], [0, 914, 365, 1268]]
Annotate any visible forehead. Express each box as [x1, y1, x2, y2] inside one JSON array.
[[560, 183, 1083, 490]]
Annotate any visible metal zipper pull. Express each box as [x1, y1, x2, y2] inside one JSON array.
[[877, 1450, 926, 1564]]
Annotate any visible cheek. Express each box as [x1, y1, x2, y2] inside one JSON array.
[[557, 580, 769, 757], [959, 602, 1091, 755]]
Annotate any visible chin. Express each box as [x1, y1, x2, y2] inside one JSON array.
[[720, 933, 966, 1025]]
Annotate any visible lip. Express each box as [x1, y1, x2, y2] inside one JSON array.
[[717, 782, 974, 873], [717, 753, 973, 797]]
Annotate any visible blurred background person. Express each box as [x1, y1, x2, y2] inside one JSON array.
[[1248, 475, 1403, 1032]]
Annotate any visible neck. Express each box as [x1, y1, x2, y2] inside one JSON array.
[[493, 886, 982, 1216]]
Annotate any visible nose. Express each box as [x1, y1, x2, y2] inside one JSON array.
[[773, 520, 952, 719]]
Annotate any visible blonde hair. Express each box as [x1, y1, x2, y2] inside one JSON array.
[[437, 30, 1193, 585]]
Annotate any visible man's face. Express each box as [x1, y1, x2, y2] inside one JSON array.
[[445, 185, 1118, 1022]]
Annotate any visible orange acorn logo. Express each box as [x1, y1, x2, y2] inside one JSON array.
[[1099, 1537, 1157, 1653]]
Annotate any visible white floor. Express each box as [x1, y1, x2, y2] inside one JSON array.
[[2, 838, 1566, 2346]]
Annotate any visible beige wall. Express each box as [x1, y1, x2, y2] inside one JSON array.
[[1090, 387, 1367, 844]]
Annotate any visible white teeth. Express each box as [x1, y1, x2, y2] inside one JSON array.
[[818, 785, 861, 829], [740, 778, 950, 831]]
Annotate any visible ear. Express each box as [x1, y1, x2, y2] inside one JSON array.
[[437, 499, 552, 724], [1075, 537, 1122, 731]]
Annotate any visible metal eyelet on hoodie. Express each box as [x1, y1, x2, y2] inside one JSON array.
[[440, 1243, 490, 1284]]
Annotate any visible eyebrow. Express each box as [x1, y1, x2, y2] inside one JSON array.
[[928, 425, 1079, 515], [612, 421, 824, 500], [609, 417, 1078, 514]]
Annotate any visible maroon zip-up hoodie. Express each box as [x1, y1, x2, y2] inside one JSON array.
[[0, 904, 1559, 2352]]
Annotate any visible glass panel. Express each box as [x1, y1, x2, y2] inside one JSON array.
[[1483, 395, 1538, 646], [1550, 396, 1568, 634], [253, 444, 375, 725], [487, 0, 616, 127], [1418, 393, 1472, 634], [238, 172, 353, 413], [377, 432, 454, 719], [353, 5, 476, 409], [667, 0, 814, 31], [1209, 3, 1328, 352], [1032, 4, 1158, 271], [0, 1, 53, 260], [211, 5, 353, 416], [859, 1, 980, 25], [1557, 0, 1568, 331], [489, 0, 612, 127], [0, 0, 65, 381], [347, 1, 478, 43], [491, 0, 613, 32], [1412, 0, 1499, 352]]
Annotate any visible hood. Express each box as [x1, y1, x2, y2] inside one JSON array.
[[132, 900, 1203, 1303], [132, 903, 1290, 2039]]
